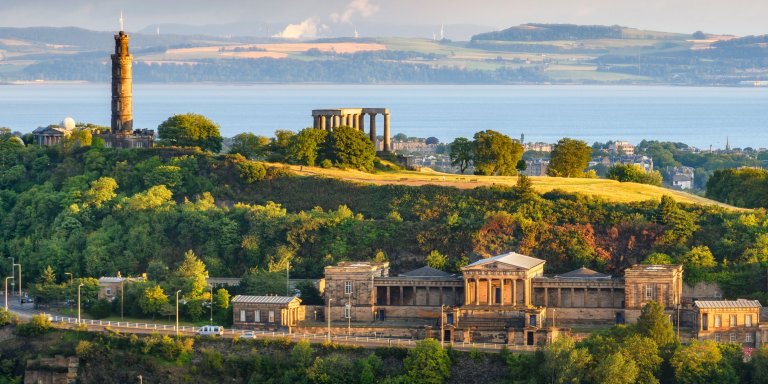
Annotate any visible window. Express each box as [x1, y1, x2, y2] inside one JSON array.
[[714, 315, 721, 328], [240, 310, 245, 322], [714, 333, 721, 342], [730, 315, 737, 327], [255, 310, 261, 323], [106, 288, 112, 296], [645, 285, 654, 300], [746, 315, 753, 327], [345, 281, 353, 294], [730, 333, 737, 342], [268, 310, 275, 323], [530, 314, 537, 327], [345, 304, 351, 319], [746, 333, 753, 342]]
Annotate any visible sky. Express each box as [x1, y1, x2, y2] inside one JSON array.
[[1, 0, 766, 38]]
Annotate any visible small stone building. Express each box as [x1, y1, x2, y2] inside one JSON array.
[[324, 261, 390, 322], [623, 264, 683, 322], [694, 299, 761, 346], [97, 274, 145, 301], [232, 295, 305, 331]]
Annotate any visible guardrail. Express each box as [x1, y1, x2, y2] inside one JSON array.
[[50, 315, 538, 352]]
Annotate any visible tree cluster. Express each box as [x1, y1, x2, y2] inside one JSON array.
[[448, 130, 524, 175]]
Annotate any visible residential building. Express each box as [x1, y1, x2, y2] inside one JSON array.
[[610, 141, 635, 156], [97, 274, 146, 301], [668, 166, 695, 190]]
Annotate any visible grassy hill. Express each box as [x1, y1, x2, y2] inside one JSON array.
[[284, 164, 739, 209]]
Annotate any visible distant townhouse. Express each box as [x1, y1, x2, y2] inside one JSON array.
[[610, 141, 635, 156], [668, 166, 695, 190], [694, 299, 761, 346], [524, 159, 549, 176]]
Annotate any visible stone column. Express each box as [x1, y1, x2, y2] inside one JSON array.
[[334, 115, 341, 128], [313, 115, 318, 129], [386, 286, 391, 306], [321, 115, 327, 130], [557, 288, 562, 307], [500, 278, 505, 305], [425, 286, 430, 306], [474, 277, 479, 306], [383, 112, 391, 152], [358, 114, 365, 132], [583, 288, 588, 308], [412, 286, 417, 306], [400, 286, 404, 305], [487, 278, 492, 305], [512, 279, 517, 306], [464, 279, 469, 305], [369, 113, 377, 143], [452, 286, 457, 306], [571, 288, 575, 308], [544, 287, 549, 306]]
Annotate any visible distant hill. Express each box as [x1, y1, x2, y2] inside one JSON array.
[[471, 23, 625, 42]]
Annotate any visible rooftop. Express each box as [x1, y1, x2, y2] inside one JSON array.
[[399, 266, 455, 278], [695, 299, 762, 309], [231, 295, 299, 305], [464, 252, 545, 270], [555, 267, 612, 279]]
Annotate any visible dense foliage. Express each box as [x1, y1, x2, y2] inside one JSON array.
[[1, 135, 768, 307], [157, 113, 223, 153], [606, 164, 663, 186], [547, 138, 593, 178], [706, 168, 768, 208]]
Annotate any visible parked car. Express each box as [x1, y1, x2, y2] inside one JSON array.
[[197, 325, 224, 336], [20, 295, 33, 304], [241, 331, 256, 339]]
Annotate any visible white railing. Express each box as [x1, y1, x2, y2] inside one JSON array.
[[49, 315, 539, 352]]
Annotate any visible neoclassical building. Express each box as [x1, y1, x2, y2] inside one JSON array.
[[323, 252, 685, 345]]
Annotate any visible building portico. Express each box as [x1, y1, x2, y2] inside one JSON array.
[[311, 108, 391, 152]]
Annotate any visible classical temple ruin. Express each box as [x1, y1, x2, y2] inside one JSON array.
[[311, 108, 391, 152]]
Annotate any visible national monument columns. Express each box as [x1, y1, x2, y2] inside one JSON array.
[[311, 108, 391, 152]]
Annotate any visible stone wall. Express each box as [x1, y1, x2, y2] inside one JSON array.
[[682, 282, 723, 302], [551, 308, 623, 326]]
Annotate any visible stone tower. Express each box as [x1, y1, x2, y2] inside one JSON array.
[[111, 30, 133, 134]]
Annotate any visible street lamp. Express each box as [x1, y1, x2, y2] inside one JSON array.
[[346, 292, 351, 336], [77, 283, 84, 324], [175, 290, 182, 336], [4, 276, 13, 311], [137, 375, 142, 384], [12, 263, 20, 302], [209, 285, 214, 326], [121, 278, 125, 320], [326, 298, 333, 342]]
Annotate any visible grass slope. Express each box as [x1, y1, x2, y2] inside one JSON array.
[[285, 164, 738, 209]]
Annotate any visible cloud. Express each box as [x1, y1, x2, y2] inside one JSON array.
[[330, 0, 380, 24], [274, 18, 326, 39]]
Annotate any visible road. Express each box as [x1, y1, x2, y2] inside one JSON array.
[[3, 295, 535, 353]]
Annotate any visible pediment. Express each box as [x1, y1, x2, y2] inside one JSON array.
[[464, 262, 527, 272]]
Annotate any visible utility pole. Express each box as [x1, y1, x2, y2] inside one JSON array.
[[286, 260, 290, 296], [4, 277, 13, 311], [77, 283, 84, 324], [327, 298, 333, 342], [121, 278, 125, 320], [12, 263, 20, 302], [440, 305, 445, 345], [210, 285, 213, 326], [176, 290, 182, 337]]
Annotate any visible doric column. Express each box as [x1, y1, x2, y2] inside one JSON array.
[[487, 278, 492, 305], [320, 115, 327, 130], [358, 114, 366, 132], [557, 288, 562, 307], [500, 278, 505, 305], [583, 288, 588, 308], [452, 286, 457, 306], [334, 115, 341, 128], [512, 279, 517, 306], [383, 112, 391, 152], [597, 288, 601, 308], [387, 286, 391, 306], [474, 277, 479, 306], [400, 286, 404, 305], [313, 115, 319, 129], [464, 278, 469, 305], [571, 288, 575, 308], [544, 287, 549, 307], [369, 113, 377, 143]]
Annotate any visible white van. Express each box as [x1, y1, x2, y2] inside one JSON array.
[[197, 325, 224, 336]]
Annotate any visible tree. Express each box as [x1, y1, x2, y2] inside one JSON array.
[[291, 339, 313, 368], [643, 253, 673, 265], [82, 177, 118, 208], [229, 133, 270, 159], [592, 351, 638, 384], [324, 126, 376, 172], [472, 130, 523, 176], [268, 130, 295, 162], [214, 288, 230, 310], [636, 301, 676, 348], [157, 113, 223, 152], [39, 265, 56, 285], [681, 245, 717, 269], [425, 137, 439, 145], [241, 268, 287, 296], [425, 250, 448, 270], [449, 137, 473, 174], [548, 138, 592, 178], [542, 336, 592, 384], [140, 285, 169, 318], [173, 250, 209, 299], [403, 339, 451, 384], [394, 133, 409, 142], [605, 164, 662, 186], [671, 340, 735, 384], [288, 128, 328, 166]]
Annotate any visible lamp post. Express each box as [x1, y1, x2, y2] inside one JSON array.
[[209, 285, 213, 326], [346, 292, 351, 336], [64, 272, 73, 285], [77, 283, 84, 324], [4, 277, 13, 311], [326, 298, 333, 342], [677, 304, 681, 339], [121, 278, 125, 320], [12, 263, 20, 302], [440, 305, 446, 345], [176, 290, 182, 336], [137, 375, 142, 384]]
